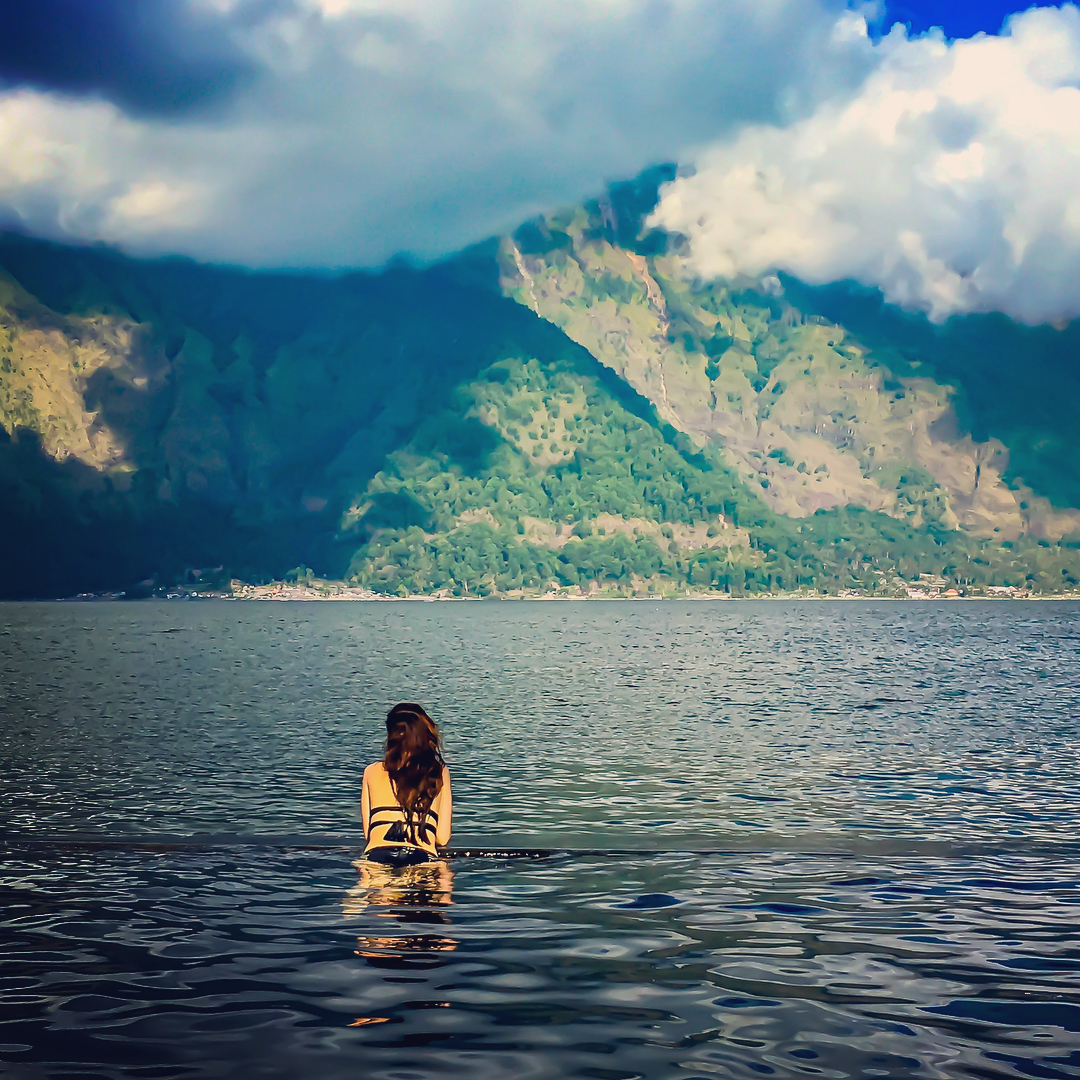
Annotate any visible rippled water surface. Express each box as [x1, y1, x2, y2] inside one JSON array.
[[2, 599, 1079, 1078]]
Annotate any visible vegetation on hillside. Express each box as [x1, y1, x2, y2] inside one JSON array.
[[344, 354, 1080, 597], [786, 277, 1080, 513], [0, 196, 1078, 599], [501, 198, 1080, 546]]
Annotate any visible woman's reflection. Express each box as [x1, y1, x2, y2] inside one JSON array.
[[343, 857, 457, 970]]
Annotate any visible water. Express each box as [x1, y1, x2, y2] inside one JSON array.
[[2, 599, 1079, 1078]]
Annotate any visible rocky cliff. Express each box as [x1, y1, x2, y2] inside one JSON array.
[[498, 201, 1080, 543]]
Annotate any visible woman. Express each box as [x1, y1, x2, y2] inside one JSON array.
[[361, 702, 452, 866]]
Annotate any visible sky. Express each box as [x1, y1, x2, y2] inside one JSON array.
[[889, 0, 1060, 37], [0, 0, 1076, 324]]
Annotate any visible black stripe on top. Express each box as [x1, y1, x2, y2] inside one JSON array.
[[370, 818, 437, 837], [369, 804, 438, 822]]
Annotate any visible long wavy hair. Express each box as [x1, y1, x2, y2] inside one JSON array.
[[384, 703, 445, 844]]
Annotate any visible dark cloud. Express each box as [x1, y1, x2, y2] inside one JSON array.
[[0, 0, 874, 270], [0, 0, 259, 115]]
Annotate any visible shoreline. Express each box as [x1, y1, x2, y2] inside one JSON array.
[[36, 586, 1080, 603], [180, 579, 1080, 602]]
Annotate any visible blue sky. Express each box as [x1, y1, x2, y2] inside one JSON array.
[[889, 0, 1058, 37]]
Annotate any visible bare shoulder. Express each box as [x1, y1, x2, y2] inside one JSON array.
[[363, 761, 384, 780]]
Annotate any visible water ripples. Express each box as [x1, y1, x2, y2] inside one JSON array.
[[1, 600, 1079, 1076], [2, 848, 1080, 1079]]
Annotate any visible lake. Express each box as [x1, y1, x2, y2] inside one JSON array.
[[2, 599, 1079, 1078]]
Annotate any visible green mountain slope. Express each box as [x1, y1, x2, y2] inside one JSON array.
[[0, 203, 1078, 599], [499, 193, 1080, 544], [0, 236, 542, 594], [342, 347, 1080, 598]]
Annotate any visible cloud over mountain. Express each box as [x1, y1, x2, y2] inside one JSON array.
[[0, 0, 867, 269], [653, 5, 1080, 325]]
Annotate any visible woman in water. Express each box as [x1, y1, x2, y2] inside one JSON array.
[[361, 702, 452, 865]]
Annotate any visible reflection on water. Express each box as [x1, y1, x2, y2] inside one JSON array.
[[2, 846, 1079, 1079], [345, 858, 457, 976], [345, 857, 455, 913], [1, 600, 1080, 1078]]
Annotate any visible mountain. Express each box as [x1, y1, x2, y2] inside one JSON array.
[[1, 182, 1078, 599], [501, 173, 1080, 542]]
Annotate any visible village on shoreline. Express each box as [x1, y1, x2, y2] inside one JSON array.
[[58, 576, 1080, 602], [224, 579, 1080, 602]]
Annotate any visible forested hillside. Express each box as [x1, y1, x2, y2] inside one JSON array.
[[1, 183, 1079, 599], [501, 173, 1080, 541]]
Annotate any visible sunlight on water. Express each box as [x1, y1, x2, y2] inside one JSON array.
[[1, 600, 1079, 1078]]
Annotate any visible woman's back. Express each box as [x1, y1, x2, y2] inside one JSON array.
[[362, 760, 452, 855], [361, 703, 452, 862]]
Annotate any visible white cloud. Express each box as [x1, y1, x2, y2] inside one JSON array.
[[0, 0, 870, 269], [651, 5, 1080, 324]]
